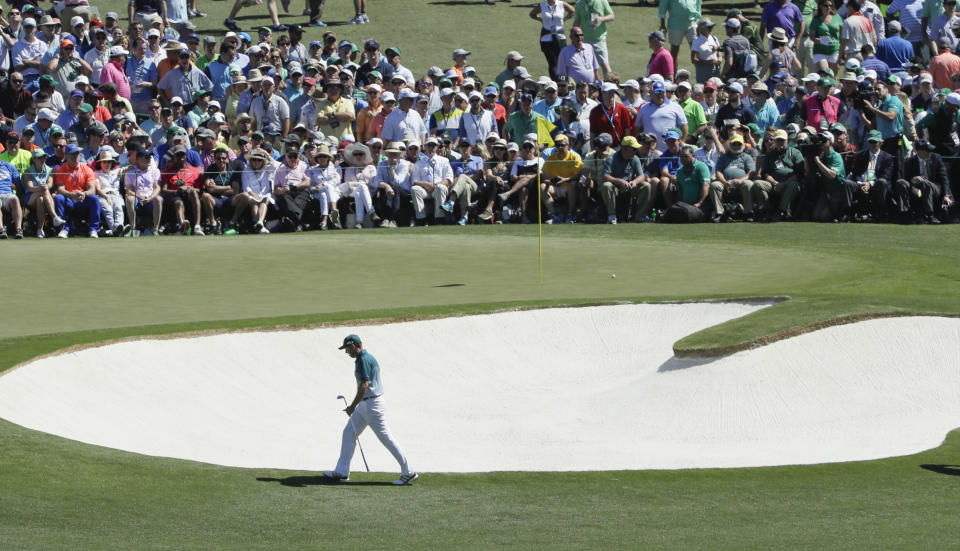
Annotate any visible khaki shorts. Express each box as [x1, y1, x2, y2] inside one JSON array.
[[588, 39, 609, 67], [669, 22, 697, 47]]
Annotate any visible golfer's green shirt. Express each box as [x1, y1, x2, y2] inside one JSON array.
[[355, 350, 384, 398]]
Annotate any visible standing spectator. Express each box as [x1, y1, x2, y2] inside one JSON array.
[[659, 0, 701, 70], [886, 0, 924, 54], [496, 51, 525, 88], [0, 72, 34, 118], [557, 26, 600, 85], [691, 19, 721, 84], [761, 28, 801, 78], [859, 44, 890, 82], [715, 83, 756, 135], [459, 92, 498, 147], [675, 82, 706, 141], [157, 48, 213, 105], [225, 0, 286, 34], [125, 38, 158, 113], [876, 22, 914, 73], [727, 8, 769, 62], [251, 75, 291, 137], [572, 0, 615, 78], [11, 18, 46, 89], [589, 82, 633, 143], [502, 93, 546, 142], [634, 80, 687, 152], [928, 37, 960, 88], [99, 46, 131, 100], [802, 77, 841, 128], [929, 0, 960, 52], [759, 0, 805, 47], [382, 88, 427, 145], [808, 1, 841, 71], [750, 82, 780, 133], [862, 81, 905, 180], [837, 0, 885, 40], [921, 0, 947, 55], [530, 0, 574, 82], [721, 18, 755, 80], [647, 31, 674, 81]]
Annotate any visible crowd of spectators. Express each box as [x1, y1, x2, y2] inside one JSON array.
[[0, 0, 957, 240]]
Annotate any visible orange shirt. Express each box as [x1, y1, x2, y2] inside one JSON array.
[[930, 51, 960, 90], [54, 161, 97, 193]]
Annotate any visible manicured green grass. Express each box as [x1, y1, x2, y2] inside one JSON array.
[[2, 224, 960, 548], [96, 0, 703, 84]]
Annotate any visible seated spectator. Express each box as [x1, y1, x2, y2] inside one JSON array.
[[22, 149, 66, 238], [93, 148, 128, 236], [714, 133, 759, 221], [540, 134, 583, 223], [600, 135, 654, 224], [201, 148, 241, 234], [161, 145, 205, 235], [53, 144, 101, 238], [476, 139, 512, 222], [233, 148, 275, 234], [804, 132, 848, 221], [498, 136, 545, 223], [895, 140, 953, 224], [844, 130, 894, 221], [272, 146, 312, 231], [0, 156, 23, 239], [410, 137, 453, 224], [339, 143, 379, 229], [753, 128, 805, 221]]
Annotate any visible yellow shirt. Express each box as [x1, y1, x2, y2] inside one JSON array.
[[544, 149, 583, 179], [317, 96, 356, 139]]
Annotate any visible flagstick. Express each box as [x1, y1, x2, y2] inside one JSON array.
[[537, 158, 543, 284]]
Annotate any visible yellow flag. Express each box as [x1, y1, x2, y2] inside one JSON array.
[[536, 116, 555, 147]]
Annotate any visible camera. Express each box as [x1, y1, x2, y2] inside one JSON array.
[[852, 83, 877, 111], [796, 133, 829, 159]]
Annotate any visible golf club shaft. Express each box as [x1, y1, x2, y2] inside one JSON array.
[[339, 396, 370, 472]]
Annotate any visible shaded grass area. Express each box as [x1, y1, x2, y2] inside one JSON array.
[[1, 415, 958, 549]]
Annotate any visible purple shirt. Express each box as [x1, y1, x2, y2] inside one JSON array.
[[761, 1, 804, 39]]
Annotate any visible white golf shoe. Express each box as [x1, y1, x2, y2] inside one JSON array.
[[322, 471, 348, 481], [392, 472, 419, 485]]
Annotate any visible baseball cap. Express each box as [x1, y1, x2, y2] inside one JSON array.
[[520, 93, 534, 102], [484, 86, 498, 97], [866, 130, 883, 142], [602, 82, 619, 93], [664, 130, 681, 141], [593, 133, 612, 147], [648, 30, 666, 41], [621, 136, 640, 149], [817, 77, 835, 87], [651, 81, 666, 94], [725, 18, 740, 29], [773, 129, 789, 140], [726, 82, 743, 94], [65, 144, 80, 155], [70, 15, 84, 27], [78, 103, 94, 113], [948, 92, 960, 106], [622, 79, 640, 91], [920, 72, 934, 84], [398, 88, 418, 101], [729, 134, 745, 145]]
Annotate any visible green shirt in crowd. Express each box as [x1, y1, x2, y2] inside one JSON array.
[[502, 110, 545, 142], [659, 0, 701, 30], [574, 0, 614, 42], [761, 146, 804, 183], [818, 148, 846, 190], [676, 159, 711, 204], [679, 97, 706, 135]]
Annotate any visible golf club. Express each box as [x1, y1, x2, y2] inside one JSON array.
[[337, 394, 370, 472]]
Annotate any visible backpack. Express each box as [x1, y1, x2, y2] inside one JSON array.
[[661, 202, 706, 223], [734, 49, 759, 76]]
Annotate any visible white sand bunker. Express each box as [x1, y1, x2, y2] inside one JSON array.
[[1, 303, 959, 472]]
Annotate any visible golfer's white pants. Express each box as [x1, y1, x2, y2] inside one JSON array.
[[336, 182, 373, 222], [335, 396, 412, 477], [411, 184, 449, 219]]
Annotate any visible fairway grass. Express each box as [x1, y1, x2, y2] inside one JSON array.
[[3, 224, 960, 549]]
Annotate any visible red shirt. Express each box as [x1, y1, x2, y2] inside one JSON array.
[[162, 164, 203, 191], [53, 161, 96, 193], [589, 102, 634, 143], [490, 102, 507, 131]]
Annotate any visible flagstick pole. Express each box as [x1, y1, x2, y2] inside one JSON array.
[[537, 157, 543, 284]]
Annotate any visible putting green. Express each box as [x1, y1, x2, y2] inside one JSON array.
[[0, 226, 853, 340]]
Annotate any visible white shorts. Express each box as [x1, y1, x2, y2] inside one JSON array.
[[669, 23, 696, 47], [0, 193, 17, 211], [812, 53, 839, 65]]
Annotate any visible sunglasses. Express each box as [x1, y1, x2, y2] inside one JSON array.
[[10, 79, 23, 84], [215, 156, 228, 161], [572, 33, 584, 37], [351, 152, 366, 157]]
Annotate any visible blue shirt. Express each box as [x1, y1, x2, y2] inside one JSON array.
[[754, 99, 780, 134], [877, 94, 904, 139], [204, 59, 240, 101], [532, 97, 562, 124], [126, 56, 159, 104], [354, 349, 383, 398], [876, 36, 915, 72], [452, 155, 484, 178], [0, 160, 20, 195]]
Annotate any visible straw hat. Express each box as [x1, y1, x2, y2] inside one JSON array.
[[384, 141, 405, 154], [767, 27, 788, 43], [248, 148, 271, 161], [314, 144, 333, 158], [343, 143, 372, 165]]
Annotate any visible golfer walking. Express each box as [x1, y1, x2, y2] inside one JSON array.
[[323, 334, 418, 485]]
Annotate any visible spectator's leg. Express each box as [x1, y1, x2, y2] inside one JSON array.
[[54, 194, 70, 233], [739, 181, 756, 218], [708, 180, 724, 218], [775, 180, 800, 216], [631, 181, 653, 221], [751, 180, 772, 215], [432, 184, 448, 220], [892, 178, 912, 220], [411, 185, 427, 220]]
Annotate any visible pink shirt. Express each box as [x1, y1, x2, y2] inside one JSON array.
[[647, 47, 674, 82], [100, 60, 131, 100]]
